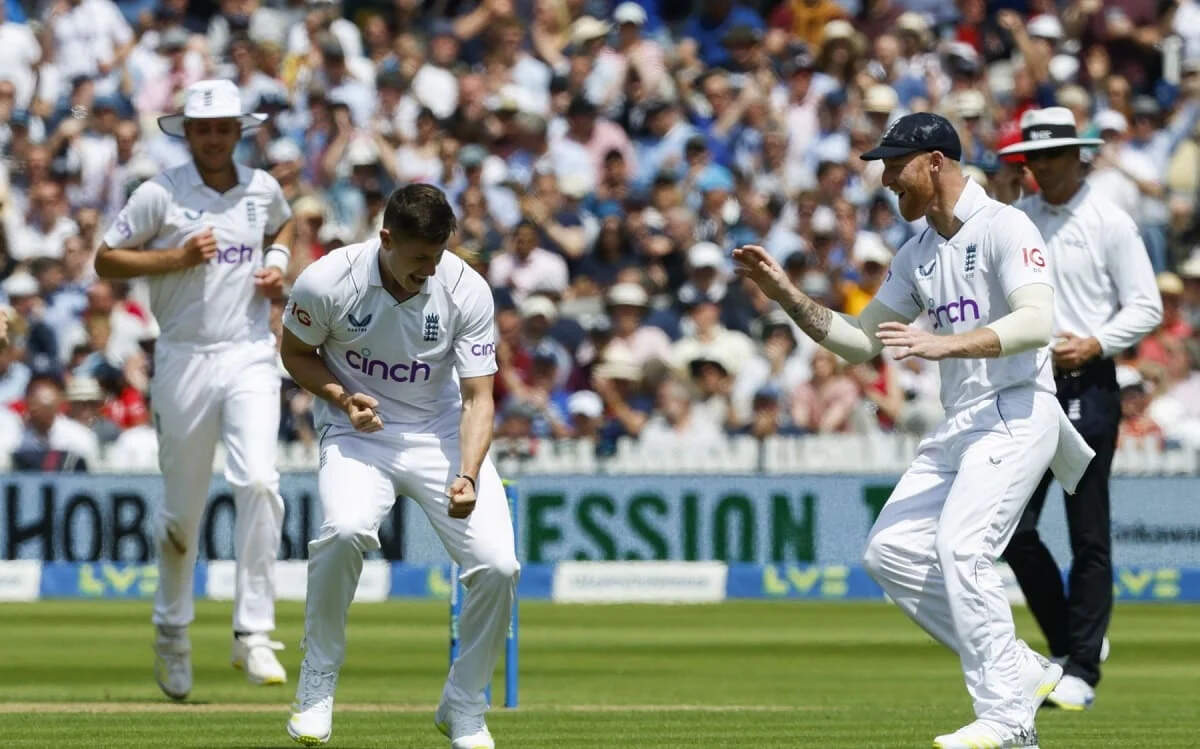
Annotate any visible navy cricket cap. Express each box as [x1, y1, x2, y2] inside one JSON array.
[[861, 112, 962, 162]]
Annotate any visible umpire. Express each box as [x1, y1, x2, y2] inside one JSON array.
[[999, 108, 1163, 710]]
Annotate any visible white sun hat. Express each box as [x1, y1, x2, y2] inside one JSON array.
[[996, 106, 1103, 155], [158, 79, 268, 137]]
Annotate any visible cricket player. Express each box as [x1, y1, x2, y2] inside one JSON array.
[[280, 183, 518, 749], [734, 112, 1095, 749], [1000, 107, 1162, 710], [96, 79, 293, 699]]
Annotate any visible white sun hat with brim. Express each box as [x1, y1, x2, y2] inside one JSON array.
[[996, 106, 1103, 155], [158, 79, 268, 137]]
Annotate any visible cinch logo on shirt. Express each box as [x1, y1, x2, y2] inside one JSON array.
[[470, 343, 496, 357], [211, 245, 255, 264], [345, 350, 431, 383], [927, 296, 980, 329]]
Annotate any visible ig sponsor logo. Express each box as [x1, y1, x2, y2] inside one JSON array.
[[290, 301, 312, 326]]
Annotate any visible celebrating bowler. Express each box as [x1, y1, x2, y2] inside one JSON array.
[[281, 183, 518, 749]]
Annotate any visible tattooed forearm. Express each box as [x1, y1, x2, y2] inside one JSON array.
[[786, 294, 833, 342]]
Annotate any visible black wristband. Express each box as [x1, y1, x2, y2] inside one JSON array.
[[455, 474, 476, 489]]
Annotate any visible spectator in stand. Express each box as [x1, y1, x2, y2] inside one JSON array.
[[639, 376, 724, 448], [1117, 369, 1164, 449], [11, 375, 100, 469], [790, 348, 858, 433], [64, 374, 121, 444], [1139, 272, 1191, 365], [488, 219, 569, 302]]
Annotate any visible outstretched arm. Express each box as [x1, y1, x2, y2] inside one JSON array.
[[731, 244, 909, 363]]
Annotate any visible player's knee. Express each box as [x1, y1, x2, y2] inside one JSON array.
[[475, 553, 521, 586], [323, 519, 376, 552]]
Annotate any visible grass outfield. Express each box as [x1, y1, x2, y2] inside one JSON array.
[[0, 600, 1196, 748]]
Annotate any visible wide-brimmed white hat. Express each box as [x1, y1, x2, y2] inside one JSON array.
[[158, 79, 268, 137], [996, 106, 1102, 155]]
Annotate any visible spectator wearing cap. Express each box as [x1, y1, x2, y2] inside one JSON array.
[[607, 2, 667, 100], [687, 71, 749, 167], [565, 389, 605, 441], [1137, 272, 1190, 366], [515, 341, 573, 439], [1116, 369, 1163, 449], [605, 282, 672, 369], [839, 231, 891, 316], [591, 343, 653, 445], [1088, 108, 1168, 271], [733, 383, 806, 439], [671, 281, 755, 379], [517, 293, 573, 387], [679, 0, 764, 70], [12, 375, 100, 469], [65, 373, 121, 443], [3, 269, 60, 376], [563, 95, 638, 193], [815, 19, 866, 88]]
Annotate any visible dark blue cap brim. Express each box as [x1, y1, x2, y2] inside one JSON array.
[[860, 144, 961, 161]]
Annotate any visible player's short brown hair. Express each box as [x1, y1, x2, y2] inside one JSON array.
[[383, 184, 457, 246]]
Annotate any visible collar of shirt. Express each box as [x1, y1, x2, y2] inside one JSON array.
[[365, 238, 434, 294], [183, 159, 252, 189], [950, 177, 991, 226]]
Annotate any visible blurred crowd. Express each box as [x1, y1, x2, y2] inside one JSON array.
[[3, 0, 1200, 469]]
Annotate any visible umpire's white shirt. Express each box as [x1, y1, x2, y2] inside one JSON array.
[[284, 240, 497, 434], [874, 179, 1056, 411], [1015, 183, 1162, 356], [102, 161, 292, 346]]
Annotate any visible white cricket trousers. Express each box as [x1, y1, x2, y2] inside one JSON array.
[[304, 428, 519, 714], [862, 386, 1059, 732], [150, 339, 284, 634]]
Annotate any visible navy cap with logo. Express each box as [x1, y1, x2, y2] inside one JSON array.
[[861, 112, 962, 161]]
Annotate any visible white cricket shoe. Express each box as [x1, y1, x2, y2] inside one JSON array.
[[1018, 640, 1063, 710], [287, 660, 338, 746], [153, 626, 192, 701], [232, 633, 287, 685], [435, 703, 495, 749], [932, 720, 1039, 748], [1046, 674, 1095, 711]]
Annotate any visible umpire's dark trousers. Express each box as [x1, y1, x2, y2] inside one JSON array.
[[1004, 358, 1119, 687]]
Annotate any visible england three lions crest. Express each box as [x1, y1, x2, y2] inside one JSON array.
[[423, 313, 440, 342]]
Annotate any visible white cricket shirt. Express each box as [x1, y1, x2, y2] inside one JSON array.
[[874, 179, 1056, 411], [1015, 183, 1162, 357], [102, 161, 292, 347], [283, 239, 497, 434]]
